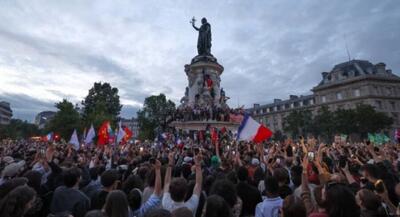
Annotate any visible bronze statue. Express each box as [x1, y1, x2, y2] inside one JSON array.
[[191, 17, 212, 56]]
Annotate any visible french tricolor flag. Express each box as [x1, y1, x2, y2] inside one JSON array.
[[43, 132, 54, 142], [237, 115, 273, 143]]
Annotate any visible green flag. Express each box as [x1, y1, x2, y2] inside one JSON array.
[[368, 133, 375, 143], [375, 134, 384, 145]]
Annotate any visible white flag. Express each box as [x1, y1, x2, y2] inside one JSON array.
[[85, 124, 96, 145], [69, 129, 80, 150], [116, 121, 126, 144]]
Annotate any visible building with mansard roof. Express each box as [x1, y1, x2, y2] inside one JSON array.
[[247, 60, 400, 138]]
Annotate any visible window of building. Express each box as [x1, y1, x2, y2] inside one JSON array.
[[354, 89, 360, 97], [392, 113, 399, 125], [321, 95, 326, 103], [310, 99, 314, 105], [299, 101, 303, 106], [336, 92, 343, 100], [387, 87, 393, 96], [374, 86, 379, 95], [376, 100, 382, 109], [390, 101, 396, 110]]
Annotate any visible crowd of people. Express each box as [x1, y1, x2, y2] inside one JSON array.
[[174, 105, 243, 123], [1, 136, 400, 217]]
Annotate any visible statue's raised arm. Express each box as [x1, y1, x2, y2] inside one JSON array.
[[191, 17, 212, 56], [191, 17, 200, 31]]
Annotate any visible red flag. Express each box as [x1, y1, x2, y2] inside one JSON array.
[[198, 131, 204, 142], [221, 127, 227, 134], [253, 125, 273, 143], [97, 121, 110, 146], [211, 127, 218, 144], [122, 127, 133, 144]]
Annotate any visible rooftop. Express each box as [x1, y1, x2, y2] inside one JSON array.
[[316, 59, 399, 87]]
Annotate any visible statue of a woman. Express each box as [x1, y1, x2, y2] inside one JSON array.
[[191, 17, 212, 55]]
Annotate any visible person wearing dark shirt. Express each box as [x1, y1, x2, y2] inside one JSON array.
[[50, 167, 90, 217], [82, 167, 102, 199], [90, 169, 119, 210], [274, 168, 293, 199], [236, 166, 262, 217]]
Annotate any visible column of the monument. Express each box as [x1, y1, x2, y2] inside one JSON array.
[[187, 73, 196, 106], [211, 72, 220, 105]]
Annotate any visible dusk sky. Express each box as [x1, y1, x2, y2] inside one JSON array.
[[0, 0, 399, 122]]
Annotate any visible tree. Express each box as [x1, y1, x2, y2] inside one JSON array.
[[82, 82, 122, 127], [313, 106, 335, 141], [283, 109, 313, 138], [137, 94, 176, 140], [45, 99, 81, 140], [353, 104, 393, 137], [0, 119, 42, 139], [333, 109, 357, 135], [272, 130, 286, 142]]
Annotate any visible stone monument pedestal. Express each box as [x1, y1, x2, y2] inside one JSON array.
[[171, 54, 239, 131], [170, 120, 239, 131]]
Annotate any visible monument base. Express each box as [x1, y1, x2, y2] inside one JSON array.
[[191, 54, 218, 64], [170, 120, 239, 131]]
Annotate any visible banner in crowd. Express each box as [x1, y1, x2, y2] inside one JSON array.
[[368, 133, 390, 145], [229, 113, 244, 123]]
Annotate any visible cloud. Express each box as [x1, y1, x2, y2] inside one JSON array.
[[0, 93, 55, 122], [0, 0, 399, 121]]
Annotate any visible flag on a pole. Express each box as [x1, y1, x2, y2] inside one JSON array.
[[396, 129, 400, 141], [85, 124, 96, 145], [211, 127, 218, 144], [98, 121, 110, 146], [237, 115, 273, 143], [122, 127, 133, 144], [158, 132, 169, 142], [116, 121, 126, 144], [108, 123, 115, 144], [69, 129, 80, 150], [43, 132, 54, 142]]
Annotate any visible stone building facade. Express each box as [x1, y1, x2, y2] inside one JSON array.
[[247, 60, 400, 137], [34, 111, 56, 129], [0, 101, 12, 125]]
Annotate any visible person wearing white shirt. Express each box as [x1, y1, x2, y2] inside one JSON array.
[[162, 152, 203, 216], [255, 176, 283, 217]]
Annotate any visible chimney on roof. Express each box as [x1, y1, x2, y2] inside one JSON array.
[[253, 103, 260, 108], [376, 63, 386, 74], [386, 69, 392, 74], [321, 72, 329, 83], [289, 95, 298, 100], [274, 99, 282, 103]]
